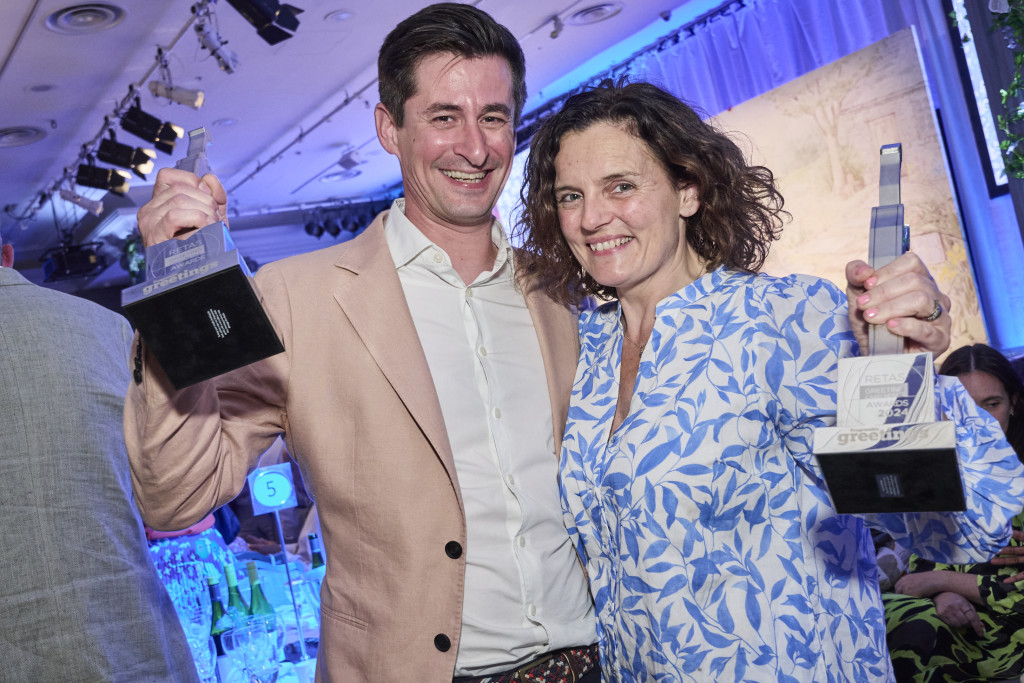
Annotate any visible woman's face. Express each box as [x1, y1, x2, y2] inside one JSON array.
[[958, 370, 1012, 432], [552, 121, 702, 302]]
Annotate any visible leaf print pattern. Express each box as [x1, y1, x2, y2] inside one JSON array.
[[560, 267, 1024, 683]]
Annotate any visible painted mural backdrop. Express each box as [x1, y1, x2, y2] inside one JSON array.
[[713, 27, 985, 354]]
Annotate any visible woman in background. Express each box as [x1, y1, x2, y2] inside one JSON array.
[[516, 79, 1024, 682], [885, 343, 1024, 683]]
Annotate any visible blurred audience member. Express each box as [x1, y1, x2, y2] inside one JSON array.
[[884, 343, 1024, 683], [0, 235, 198, 682]]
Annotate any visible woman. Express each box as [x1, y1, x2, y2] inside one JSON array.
[[516, 80, 1024, 682], [885, 343, 1024, 683]]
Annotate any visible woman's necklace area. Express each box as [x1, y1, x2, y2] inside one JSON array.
[[622, 320, 649, 355]]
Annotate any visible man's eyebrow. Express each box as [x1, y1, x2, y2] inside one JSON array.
[[421, 103, 512, 117], [480, 103, 512, 117], [423, 102, 462, 116]]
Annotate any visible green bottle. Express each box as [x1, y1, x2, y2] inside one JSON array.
[[223, 562, 249, 626], [208, 574, 230, 656], [309, 533, 325, 569], [246, 561, 275, 616]]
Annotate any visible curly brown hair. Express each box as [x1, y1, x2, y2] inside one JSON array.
[[514, 79, 787, 308]]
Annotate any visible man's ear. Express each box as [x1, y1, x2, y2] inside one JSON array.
[[375, 103, 400, 156], [1, 243, 13, 268]]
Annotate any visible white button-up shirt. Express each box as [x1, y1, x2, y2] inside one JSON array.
[[385, 200, 595, 675]]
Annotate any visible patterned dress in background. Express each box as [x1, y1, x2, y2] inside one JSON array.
[[559, 267, 1024, 683], [884, 512, 1024, 683]]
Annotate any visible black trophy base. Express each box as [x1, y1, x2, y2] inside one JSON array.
[[817, 448, 964, 514], [123, 265, 284, 390]]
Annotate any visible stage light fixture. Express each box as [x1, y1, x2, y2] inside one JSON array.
[[195, 18, 240, 73], [121, 100, 183, 154], [323, 217, 341, 238], [97, 136, 156, 179], [225, 0, 303, 45], [148, 80, 205, 109], [40, 242, 108, 282], [59, 188, 104, 216], [76, 163, 130, 196], [304, 219, 323, 238]]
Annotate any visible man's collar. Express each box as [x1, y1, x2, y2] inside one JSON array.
[[384, 198, 513, 271]]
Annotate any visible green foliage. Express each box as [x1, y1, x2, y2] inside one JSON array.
[[992, 2, 1024, 178]]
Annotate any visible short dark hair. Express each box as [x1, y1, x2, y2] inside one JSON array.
[[939, 343, 1024, 457], [377, 3, 527, 128], [515, 79, 786, 307]]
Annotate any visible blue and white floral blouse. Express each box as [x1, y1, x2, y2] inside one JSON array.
[[560, 267, 1024, 683]]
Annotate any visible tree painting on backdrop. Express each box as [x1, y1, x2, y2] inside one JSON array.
[[715, 27, 985, 358]]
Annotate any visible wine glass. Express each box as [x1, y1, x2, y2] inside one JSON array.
[[187, 634, 218, 682], [222, 617, 280, 683]]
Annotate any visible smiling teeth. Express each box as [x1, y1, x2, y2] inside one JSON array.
[[444, 170, 486, 182], [589, 237, 632, 252]]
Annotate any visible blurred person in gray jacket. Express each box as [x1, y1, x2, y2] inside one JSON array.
[[0, 234, 199, 682]]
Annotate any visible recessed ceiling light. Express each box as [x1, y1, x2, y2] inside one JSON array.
[[324, 10, 353, 23], [45, 4, 126, 35], [321, 169, 361, 183], [213, 118, 237, 127], [25, 84, 57, 93], [566, 2, 623, 26], [0, 126, 46, 147]]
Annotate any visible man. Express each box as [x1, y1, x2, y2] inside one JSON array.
[[0, 235, 199, 682], [125, 4, 953, 681]]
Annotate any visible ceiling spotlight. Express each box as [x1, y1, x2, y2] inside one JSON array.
[[121, 100, 183, 154], [148, 80, 205, 109], [566, 3, 624, 26], [304, 219, 323, 238], [338, 149, 362, 170], [195, 18, 240, 73], [97, 135, 156, 179], [76, 163, 130, 196], [59, 188, 104, 216], [226, 0, 303, 45]]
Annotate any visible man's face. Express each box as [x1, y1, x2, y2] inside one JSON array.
[[375, 53, 516, 236]]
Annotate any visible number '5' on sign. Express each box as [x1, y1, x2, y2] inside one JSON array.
[[248, 463, 298, 515]]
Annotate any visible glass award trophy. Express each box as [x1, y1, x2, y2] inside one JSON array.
[[121, 128, 284, 389], [813, 144, 963, 514]]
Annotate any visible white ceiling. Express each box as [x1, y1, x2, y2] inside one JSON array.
[[0, 0, 720, 294]]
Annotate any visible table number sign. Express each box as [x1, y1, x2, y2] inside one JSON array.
[[248, 463, 299, 516]]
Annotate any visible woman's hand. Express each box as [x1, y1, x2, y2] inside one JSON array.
[[990, 530, 1024, 566], [845, 253, 951, 355], [933, 592, 985, 636]]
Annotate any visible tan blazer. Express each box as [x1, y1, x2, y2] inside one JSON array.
[[124, 212, 581, 682]]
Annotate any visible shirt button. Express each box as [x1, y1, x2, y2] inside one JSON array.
[[507, 474, 516, 486], [518, 536, 526, 547], [493, 407, 501, 419], [478, 346, 487, 357], [528, 604, 537, 617], [466, 288, 474, 298], [433, 252, 443, 264], [444, 541, 463, 559], [434, 634, 451, 652]]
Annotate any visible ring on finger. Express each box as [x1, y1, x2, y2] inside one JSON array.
[[921, 298, 943, 322]]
